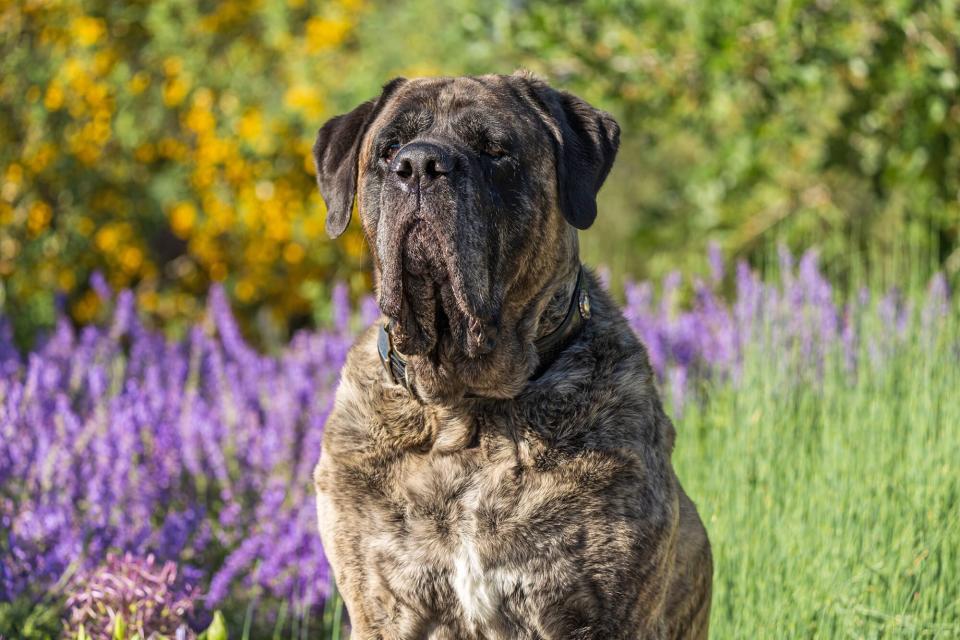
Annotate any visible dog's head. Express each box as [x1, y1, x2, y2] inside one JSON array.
[[313, 73, 619, 401]]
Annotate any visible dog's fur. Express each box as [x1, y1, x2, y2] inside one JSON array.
[[313, 73, 712, 639]]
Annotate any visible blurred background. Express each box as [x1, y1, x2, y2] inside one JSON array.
[[3, 0, 957, 347]]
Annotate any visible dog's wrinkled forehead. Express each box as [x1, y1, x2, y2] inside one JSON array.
[[363, 76, 546, 159], [312, 73, 620, 238]]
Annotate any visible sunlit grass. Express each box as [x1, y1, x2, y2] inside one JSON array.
[[673, 302, 960, 638]]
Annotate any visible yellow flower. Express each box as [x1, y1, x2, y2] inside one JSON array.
[[58, 269, 76, 292], [158, 137, 188, 160], [283, 242, 305, 264], [169, 202, 197, 238], [95, 225, 119, 252], [238, 108, 263, 143], [4, 163, 23, 186], [137, 290, 157, 313], [76, 216, 95, 237], [209, 261, 227, 281], [163, 56, 183, 77], [44, 83, 64, 110], [138, 290, 159, 312], [72, 291, 100, 323], [134, 143, 156, 163], [0, 234, 19, 262], [235, 278, 256, 302], [184, 103, 216, 135], [27, 201, 53, 237], [120, 246, 143, 273], [2, 164, 23, 202], [129, 71, 151, 95], [283, 84, 325, 120], [305, 17, 351, 52], [191, 166, 215, 189], [27, 142, 56, 173], [302, 148, 317, 174], [93, 50, 116, 76], [62, 59, 87, 86], [163, 77, 190, 106], [70, 16, 106, 47], [344, 229, 366, 259]]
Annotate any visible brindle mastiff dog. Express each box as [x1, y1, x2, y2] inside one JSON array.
[[312, 72, 712, 639]]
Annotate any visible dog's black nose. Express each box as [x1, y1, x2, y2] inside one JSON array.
[[392, 142, 453, 189]]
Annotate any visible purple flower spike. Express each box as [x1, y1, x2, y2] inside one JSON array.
[[707, 242, 724, 284], [90, 270, 112, 301]]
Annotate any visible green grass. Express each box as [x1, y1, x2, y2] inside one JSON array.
[[673, 312, 960, 638]]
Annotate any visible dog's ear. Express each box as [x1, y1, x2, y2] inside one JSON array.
[[518, 75, 620, 230], [313, 78, 406, 238]]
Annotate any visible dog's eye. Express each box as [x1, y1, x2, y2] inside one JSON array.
[[381, 143, 401, 163], [483, 146, 510, 160]]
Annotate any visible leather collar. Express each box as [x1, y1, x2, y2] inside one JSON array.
[[377, 266, 591, 398]]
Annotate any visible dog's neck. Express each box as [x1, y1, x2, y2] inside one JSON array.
[[534, 263, 583, 341]]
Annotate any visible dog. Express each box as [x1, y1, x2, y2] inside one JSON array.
[[312, 72, 712, 639]]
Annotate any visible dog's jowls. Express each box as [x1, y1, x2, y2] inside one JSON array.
[[312, 72, 712, 639]]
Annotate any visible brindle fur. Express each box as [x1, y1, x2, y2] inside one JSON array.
[[313, 72, 712, 639]]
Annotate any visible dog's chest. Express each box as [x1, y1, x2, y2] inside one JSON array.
[[449, 476, 522, 629], [387, 437, 581, 634]]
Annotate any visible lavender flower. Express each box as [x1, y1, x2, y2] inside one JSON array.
[[89, 271, 112, 302], [0, 287, 349, 615], [620, 249, 954, 413]]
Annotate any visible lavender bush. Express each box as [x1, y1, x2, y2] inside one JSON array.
[[1, 284, 370, 635], [0, 249, 954, 637], [622, 246, 953, 415]]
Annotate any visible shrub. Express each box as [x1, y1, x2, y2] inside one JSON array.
[[1, 0, 370, 345]]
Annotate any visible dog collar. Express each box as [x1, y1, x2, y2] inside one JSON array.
[[377, 267, 590, 397]]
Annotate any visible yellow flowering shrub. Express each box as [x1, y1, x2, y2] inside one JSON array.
[[1, 0, 371, 342]]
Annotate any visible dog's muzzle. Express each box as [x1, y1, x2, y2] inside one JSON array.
[[378, 266, 592, 399]]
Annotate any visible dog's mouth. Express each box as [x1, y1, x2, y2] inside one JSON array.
[[377, 217, 498, 360]]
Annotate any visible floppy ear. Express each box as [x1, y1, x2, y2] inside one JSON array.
[[312, 78, 406, 238], [519, 76, 620, 229]]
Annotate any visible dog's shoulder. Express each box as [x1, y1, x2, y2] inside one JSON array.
[[518, 283, 676, 457]]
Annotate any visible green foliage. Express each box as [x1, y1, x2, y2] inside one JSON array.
[[348, 0, 960, 289], [0, 595, 63, 640], [198, 611, 229, 640], [112, 615, 126, 640]]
